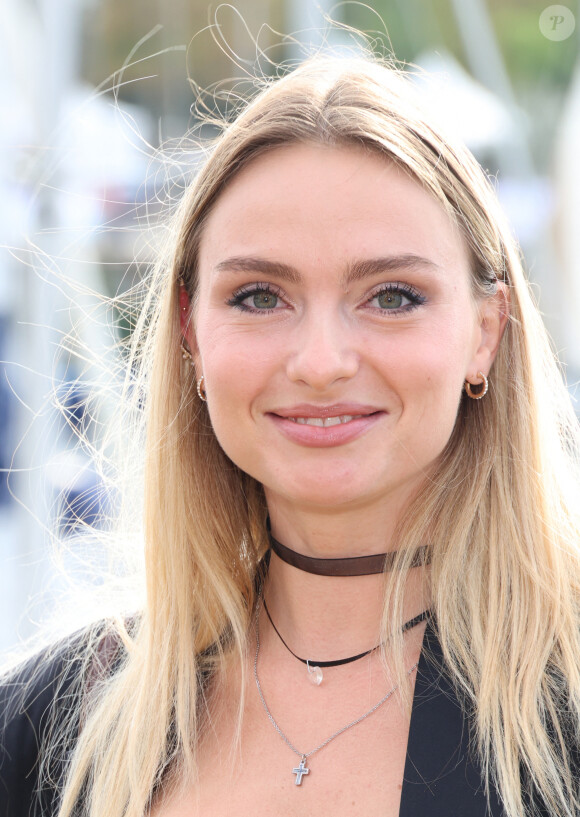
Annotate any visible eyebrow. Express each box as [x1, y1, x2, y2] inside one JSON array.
[[214, 256, 301, 283], [214, 253, 440, 285], [344, 254, 440, 284]]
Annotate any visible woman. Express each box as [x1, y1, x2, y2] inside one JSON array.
[[2, 55, 580, 817]]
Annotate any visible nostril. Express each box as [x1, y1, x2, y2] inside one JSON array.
[[286, 345, 359, 388]]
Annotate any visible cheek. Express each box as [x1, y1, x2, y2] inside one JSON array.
[[201, 337, 278, 393], [196, 308, 285, 378], [389, 330, 470, 387], [389, 328, 473, 429], [195, 329, 273, 444]]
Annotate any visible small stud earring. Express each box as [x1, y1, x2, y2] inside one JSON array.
[[464, 371, 488, 399], [181, 337, 194, 366], [197, 375, 207, 402]]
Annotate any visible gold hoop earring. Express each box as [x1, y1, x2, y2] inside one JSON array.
[[181, 338, 206, 401], [464, 371, 488, 399]]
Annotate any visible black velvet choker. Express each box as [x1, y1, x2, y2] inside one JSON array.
[[268, 529, 430, 577]]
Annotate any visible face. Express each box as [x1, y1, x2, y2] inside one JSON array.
[[188, 144, 504, 518]]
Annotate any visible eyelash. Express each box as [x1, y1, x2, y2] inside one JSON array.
[[226, 282, 287, 314], [366, 282, 426, 314], [226, 281, 426, 315]]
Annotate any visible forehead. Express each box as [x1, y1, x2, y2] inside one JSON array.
[[198, 143, 471, 279]]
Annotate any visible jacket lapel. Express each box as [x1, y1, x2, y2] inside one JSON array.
[[399, 620, 504, 816]]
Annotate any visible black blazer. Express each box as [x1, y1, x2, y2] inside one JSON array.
[[0, 633, 84, 817], [401, 621, 504, 816], [0, 621, 516, 817]]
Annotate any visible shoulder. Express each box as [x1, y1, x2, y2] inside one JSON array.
[[0, 623, 124, 817]]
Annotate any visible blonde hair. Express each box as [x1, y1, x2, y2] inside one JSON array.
[[56, 56, 580, 817]]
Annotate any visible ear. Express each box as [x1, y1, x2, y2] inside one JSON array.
[[179, 281, 201, 370], [466, 282, 510, 381]]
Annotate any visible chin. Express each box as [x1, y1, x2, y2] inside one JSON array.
[[269, 475, 386, 511]]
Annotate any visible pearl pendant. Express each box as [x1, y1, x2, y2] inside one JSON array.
[[307, 661, 323, 685]]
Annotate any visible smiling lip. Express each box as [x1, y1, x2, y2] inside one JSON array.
[[268, 404, 384, 448]]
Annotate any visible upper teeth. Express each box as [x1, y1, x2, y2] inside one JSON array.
[[290, 415, 361, 426]]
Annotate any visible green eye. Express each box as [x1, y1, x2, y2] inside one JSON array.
[[377, 291, 404, 309], [367, 283, 425, 314], [253, 292, 278, 309], [228, 283, 286, 313]]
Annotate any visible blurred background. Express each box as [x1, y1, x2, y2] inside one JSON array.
[[1, 0, 579, 658]]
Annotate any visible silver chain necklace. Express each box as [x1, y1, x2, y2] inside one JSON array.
[[253, 600, 419, 786]]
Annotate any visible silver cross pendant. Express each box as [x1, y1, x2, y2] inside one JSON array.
[[292, 756, 310, 785]]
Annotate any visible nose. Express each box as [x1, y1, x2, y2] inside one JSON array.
[[285, 310, 359, 390]]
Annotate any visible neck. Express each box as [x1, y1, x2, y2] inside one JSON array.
[[262, 497, 430, 658], [266, 494, 405, 559], [269, 526, 421, 576], [262, 549, 429, 662]]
